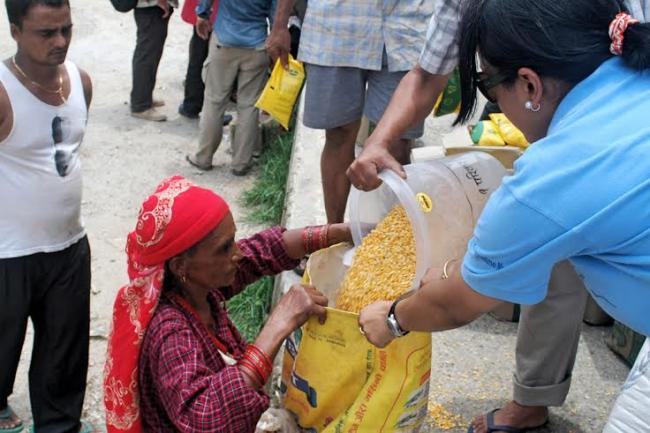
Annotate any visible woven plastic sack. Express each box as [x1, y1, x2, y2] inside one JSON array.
[[255, 56, 305, 130], [281, 244, 432, 433]]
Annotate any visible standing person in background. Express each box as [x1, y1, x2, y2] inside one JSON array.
[[267, 0, 434, 224], [177, 0, 232, 126], [0, 1, 99, 432], [130, 0, 177, 122], [185, 0, 274, 176]]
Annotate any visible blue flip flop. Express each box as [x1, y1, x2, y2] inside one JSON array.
[[467, 409, 548, 433], [0, 407, 24, 433]]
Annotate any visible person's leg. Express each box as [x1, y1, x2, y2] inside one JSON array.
[[29, 237, 91, 433], [230, 49, 268, 174], [191, 37, 239, 168], [365, 51, 424, 166], [0, 256, 32, 430], [131, 7, 170, 114], [321, 121, 362, 223], [471, 260, 589, 433], [302, 64, 367, 224], [180, 26, 209, 116]]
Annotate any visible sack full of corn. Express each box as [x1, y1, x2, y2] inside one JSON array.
[[281, 233, 431, 432]]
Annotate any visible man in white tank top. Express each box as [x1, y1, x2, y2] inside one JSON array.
[[0, 1, 97, 432]]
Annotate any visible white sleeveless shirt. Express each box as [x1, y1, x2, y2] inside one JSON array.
[[0, 61, 87, 258]]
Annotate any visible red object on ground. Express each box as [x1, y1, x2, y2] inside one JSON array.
[[181, 0, 218, 26]]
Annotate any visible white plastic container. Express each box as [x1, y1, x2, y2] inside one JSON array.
[[348, 151, 507, 291]]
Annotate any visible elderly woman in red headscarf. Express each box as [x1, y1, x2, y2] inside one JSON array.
[[104, 176, 351, 433]]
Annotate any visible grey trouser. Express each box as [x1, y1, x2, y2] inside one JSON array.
[[193, 34, 268, 171], [514, 260, 589, 406]]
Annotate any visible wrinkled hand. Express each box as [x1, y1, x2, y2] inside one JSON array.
[[346, 140, 406, 191], [157, 0, 170, 18], [274, 284, 328, 331], [266, 27, 291, 69], [195, 17, 211, 40], [359, 300, 395, 348]]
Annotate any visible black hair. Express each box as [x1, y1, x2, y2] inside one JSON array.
[[455, 0, 650, 124], [5, 0, 69, 27]]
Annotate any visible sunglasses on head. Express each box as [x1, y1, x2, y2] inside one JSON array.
[[52, 116, 69, 177], [475, 71, 509, 104]]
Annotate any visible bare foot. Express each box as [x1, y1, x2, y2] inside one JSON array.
[[0, 407, 22, 430], [470, 401, 548, 433]]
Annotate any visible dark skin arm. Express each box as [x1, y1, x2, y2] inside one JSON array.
[[282, 223, 352, 259], [0, 82, 11, 143], [359, 260, 503, 348], [78, 67, 92, 110], [347, 65, 451, 190], [240, 223, 352, 388], [266, 0, 295, 68]]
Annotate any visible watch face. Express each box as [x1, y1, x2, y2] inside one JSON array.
[[387, 315, 402, 337]]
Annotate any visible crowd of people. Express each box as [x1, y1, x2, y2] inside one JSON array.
[[1, 0, 650, 433]]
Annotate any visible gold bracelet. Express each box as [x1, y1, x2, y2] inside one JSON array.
[[441, 259, 457, 280]]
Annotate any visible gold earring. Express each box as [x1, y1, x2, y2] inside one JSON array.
[[181, 274, 187, 283]]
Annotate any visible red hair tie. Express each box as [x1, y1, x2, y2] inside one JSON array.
[[609, 12, 640, 56]]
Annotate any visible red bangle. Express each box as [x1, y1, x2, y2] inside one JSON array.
[[318, 224, 330, 250], [238, 345, 273, 387], [247, 344, 273, 373], [302, 225, 331, 254], [238, 359, 263, 388], [301, 227, 310, 255]]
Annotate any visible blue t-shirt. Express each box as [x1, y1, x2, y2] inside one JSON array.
[[462, 58, 650, 337], [198, 0, 275, 49]]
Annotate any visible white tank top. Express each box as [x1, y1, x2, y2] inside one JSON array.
[[0, 61, 87, 258]]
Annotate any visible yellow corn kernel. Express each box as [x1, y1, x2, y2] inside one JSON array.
[[428, 404, 465, 430], [336, 205, 416, 313]]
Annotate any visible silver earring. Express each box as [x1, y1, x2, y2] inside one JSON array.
[[525, 101, 541, 112]]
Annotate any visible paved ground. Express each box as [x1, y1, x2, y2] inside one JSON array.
[[1, 2, 633, 432], [1, 2, 263, 428]]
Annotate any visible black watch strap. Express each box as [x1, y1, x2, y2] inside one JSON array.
[[387, 299, 409, 337]]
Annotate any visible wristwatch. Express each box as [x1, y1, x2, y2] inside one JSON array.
[[196, 10, 210, 19], [386, 299, 409, 337]]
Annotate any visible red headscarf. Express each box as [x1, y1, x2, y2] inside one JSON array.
[[103, 176, 230, 433]]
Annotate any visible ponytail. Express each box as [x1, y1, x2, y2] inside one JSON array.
[[622, 22, 650, 70]]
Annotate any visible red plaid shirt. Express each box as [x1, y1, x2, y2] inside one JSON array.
[[138, 227, 300, 433]]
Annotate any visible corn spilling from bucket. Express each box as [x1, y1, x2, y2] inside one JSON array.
[[336, 205, 416, 313]]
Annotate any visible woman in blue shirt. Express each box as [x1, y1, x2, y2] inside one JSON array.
[[359, 0, 650, 431]]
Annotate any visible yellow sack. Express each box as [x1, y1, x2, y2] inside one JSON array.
[[281, 244, 432, 433], [256, 56, 305, 130], [470, 120, 506, 146], [489, 113, 529, 148]]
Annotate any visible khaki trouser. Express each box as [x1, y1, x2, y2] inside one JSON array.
[[194, 34, 268, 171], [514, 260, 589, 406]]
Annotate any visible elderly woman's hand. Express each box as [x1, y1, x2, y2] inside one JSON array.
[[272, 284, 329, 332]]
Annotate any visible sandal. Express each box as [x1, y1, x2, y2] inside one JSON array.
[[185, 154, 213, 171], [0, 407, 23, 433], [467, 409, 548, 433]]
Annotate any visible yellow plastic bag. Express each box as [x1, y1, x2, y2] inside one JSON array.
[[470, 120, 506, 146], [281, 244, 432, 433], [256, 56, 305, 130], [489, 113, 529, 148], [433, 68, 461, 117]]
